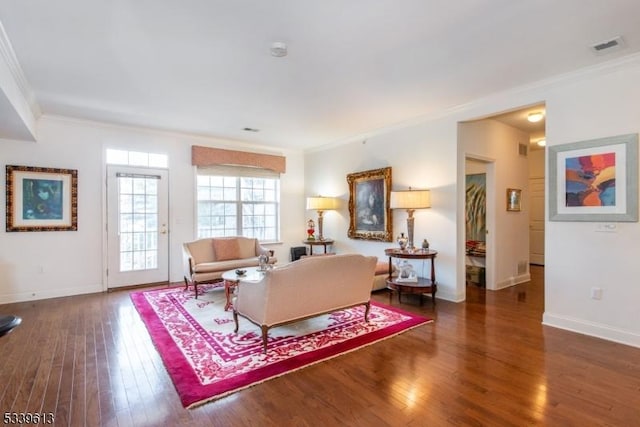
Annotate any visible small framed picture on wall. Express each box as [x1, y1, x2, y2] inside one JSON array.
[[506, 188, 522, 212]]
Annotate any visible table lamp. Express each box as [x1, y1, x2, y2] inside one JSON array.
[[390, 188, 431, 250], [306, 196, 339, 240]]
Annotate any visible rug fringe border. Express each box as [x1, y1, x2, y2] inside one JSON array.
[[185, 318, 433, 409]]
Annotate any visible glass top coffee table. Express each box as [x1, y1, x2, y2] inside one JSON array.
[[221, 266, 271, 311]]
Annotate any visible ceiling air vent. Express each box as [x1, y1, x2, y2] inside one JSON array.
[[590, 36, 625, 55]]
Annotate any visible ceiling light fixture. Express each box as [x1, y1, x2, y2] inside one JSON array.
[[527, 112, 544, 123], [270, 42, 288, 57]]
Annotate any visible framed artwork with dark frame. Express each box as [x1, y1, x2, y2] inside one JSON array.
[[347, 167, 392, 241], [6, 165, 78, 232], [506, 188, 522, 212], [548, 133, 638, 222]]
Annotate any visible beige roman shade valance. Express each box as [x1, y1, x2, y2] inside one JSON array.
[[191, 145, 286, 174]]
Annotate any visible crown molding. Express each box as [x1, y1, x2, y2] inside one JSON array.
[[41, 114, 287, 156], [0, 21, 41, 118]]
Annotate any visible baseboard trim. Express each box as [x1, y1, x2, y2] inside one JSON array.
[[495, 273, 531, 290], [0, 283, 103, 304], [543, 312, 640, 349]]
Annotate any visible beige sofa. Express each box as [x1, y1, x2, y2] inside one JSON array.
[[300, 253, 396, 291], [183, 236, 276, 298], [232, 253, 377, 353]]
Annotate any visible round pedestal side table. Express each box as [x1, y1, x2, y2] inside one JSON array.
[[384, 248, 438, 307]]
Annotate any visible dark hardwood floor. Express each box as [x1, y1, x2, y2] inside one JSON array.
[[1, 265, 639, 426]]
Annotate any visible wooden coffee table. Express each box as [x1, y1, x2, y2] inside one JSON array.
[[221, 267, 268, 311]]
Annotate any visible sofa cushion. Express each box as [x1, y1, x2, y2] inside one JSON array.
[[186, 239, 215, 265], [213, 238, 241, 261], [194, 258, 261, 273], [374, 261, 389, 275]]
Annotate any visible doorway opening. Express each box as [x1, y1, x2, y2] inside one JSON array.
[[459, 102, 546, 302]]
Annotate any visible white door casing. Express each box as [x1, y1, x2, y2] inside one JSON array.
[[106, 165, 169, 288]]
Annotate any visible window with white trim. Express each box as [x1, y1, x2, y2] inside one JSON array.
[[196, 166, 280, 241]]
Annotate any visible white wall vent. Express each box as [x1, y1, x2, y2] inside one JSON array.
[[590, 36, 625, 55], [517, 261, 528, 275]]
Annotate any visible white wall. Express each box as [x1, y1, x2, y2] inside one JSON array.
[[459, 119, 531, 289], [306, 53, 640, 347], [0, 115, 305, 303], [542, 59, 640, 347], [306, 119, 460, 301]]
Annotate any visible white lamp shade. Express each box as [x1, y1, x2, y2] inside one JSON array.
[[390, 189, 431, 209], [306, 196, 339, 210]]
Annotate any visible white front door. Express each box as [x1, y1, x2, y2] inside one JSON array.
[[106, 166, 169, 288]]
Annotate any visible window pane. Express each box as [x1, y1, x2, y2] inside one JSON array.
[[198, 201, 211, 216], [133, 195, 146, 213], [210, 187, 224, 200], [133, 178, 146, 193], [197, 187, 211, 201], [145, 195, 157, 213], [196, 173, 279, 241], [129, 152, 148, 166], [120, 233, 132, 251], [120, 194, 133, 212], [146, 179, 158, 195], [107, 149, 129, 165], [148, 153, 168, 168], [223, 187, 236, 201], [119, 177, 133, 194]]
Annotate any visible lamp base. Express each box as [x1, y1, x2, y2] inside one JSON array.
[[406, 212, 416, 250]]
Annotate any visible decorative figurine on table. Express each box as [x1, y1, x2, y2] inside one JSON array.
[[258, 253, 270, 271], [397, 232, 408, 250], [396, 260, 418, 282], [306, 219, 316, 240]]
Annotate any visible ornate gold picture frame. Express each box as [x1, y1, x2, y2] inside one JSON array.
[[347, 167, 392, 241], [6, 165, 78, 232]]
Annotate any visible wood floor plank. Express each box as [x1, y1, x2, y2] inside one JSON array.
[[1, 266, 640, 426]]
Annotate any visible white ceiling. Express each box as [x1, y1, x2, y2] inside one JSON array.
[[1, 1, 639, 150]]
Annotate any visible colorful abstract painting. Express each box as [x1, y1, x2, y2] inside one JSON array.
[[565, 152, 616, 207]]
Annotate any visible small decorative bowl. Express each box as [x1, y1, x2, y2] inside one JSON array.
[[235, 269, 246, 276]]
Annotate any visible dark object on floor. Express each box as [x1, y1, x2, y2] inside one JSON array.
[[466, 265, 486, 287], [0, 315, 22, 337]]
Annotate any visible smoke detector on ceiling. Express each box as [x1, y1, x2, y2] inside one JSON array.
[[270, 42, 288, 57], [590, 36, 626, 55]]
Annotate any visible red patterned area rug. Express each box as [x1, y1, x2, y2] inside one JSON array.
[[131, 284, 432, 408]]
